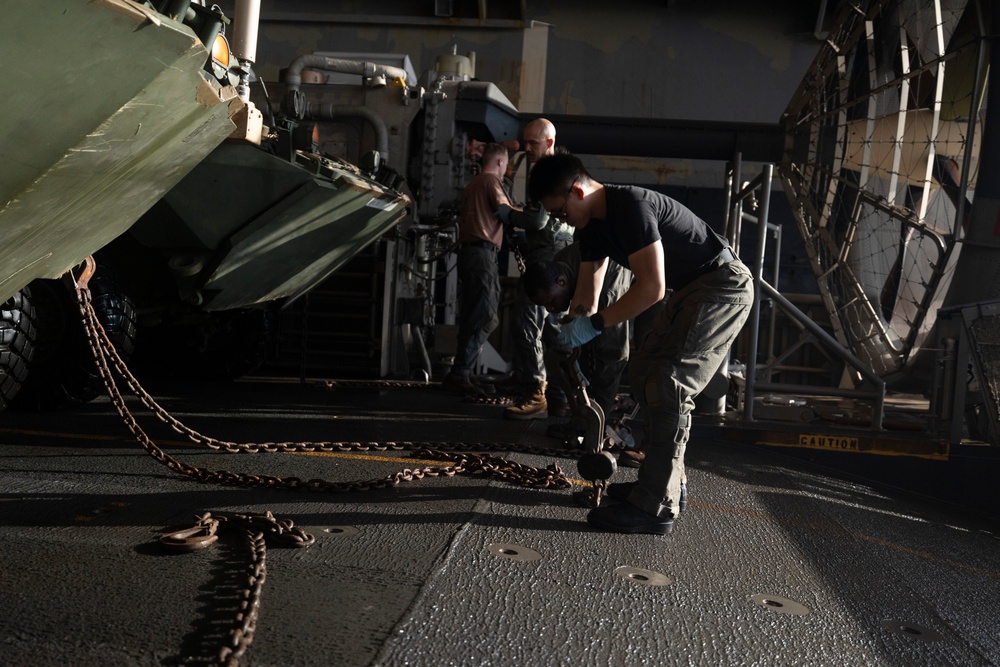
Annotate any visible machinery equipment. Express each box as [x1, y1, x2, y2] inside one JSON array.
[[257, 47, 521, 379], [0, 0, 247, 409]]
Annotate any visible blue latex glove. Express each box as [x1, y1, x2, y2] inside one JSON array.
[[496, 203, 513, 223], [557, 316, 602, 348]]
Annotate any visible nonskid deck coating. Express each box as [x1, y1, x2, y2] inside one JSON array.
[[1, 377, 998, 666]]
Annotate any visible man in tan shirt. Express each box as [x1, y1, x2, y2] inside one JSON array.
[[443, 143, 513, 393]]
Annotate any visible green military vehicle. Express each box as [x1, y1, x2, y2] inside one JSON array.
[[0, 1, 410, 410]]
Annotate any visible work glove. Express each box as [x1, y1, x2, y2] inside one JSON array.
[[496, 203, 513, 223], [557, 315, 602, 349]]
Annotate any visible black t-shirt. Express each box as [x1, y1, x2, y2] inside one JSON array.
[[577, 184, 729, 289]]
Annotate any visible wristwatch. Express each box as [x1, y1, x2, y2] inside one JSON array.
[[589, 313, 605, 331]]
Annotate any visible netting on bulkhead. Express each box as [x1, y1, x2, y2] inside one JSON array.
[[780, 0, 984, 378]]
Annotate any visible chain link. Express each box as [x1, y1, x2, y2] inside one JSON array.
[[73, 275, 585, 666], [465, 393, 517, 406], [511, 240, 527, 274], [160, 511, 313, 665], [75, 287, 580, 482]]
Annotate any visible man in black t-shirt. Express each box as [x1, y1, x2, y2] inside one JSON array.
[[528, 153, 753, 536]]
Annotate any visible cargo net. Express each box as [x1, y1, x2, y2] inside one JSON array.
[[780, 0, 984, 378]]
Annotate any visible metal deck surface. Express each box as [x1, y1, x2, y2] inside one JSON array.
[[1, 377, 998, 666]]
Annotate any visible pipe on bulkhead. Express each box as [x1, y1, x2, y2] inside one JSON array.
[[304, 102, 390, 164], [230, 0, 261, 101], [285, 55, 409, 92]]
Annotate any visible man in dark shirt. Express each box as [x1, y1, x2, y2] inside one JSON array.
[[528, 152, 753, 536], [522, 243, 631, 441]]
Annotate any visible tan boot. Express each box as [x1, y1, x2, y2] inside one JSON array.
[[504, 381, 548, 420]]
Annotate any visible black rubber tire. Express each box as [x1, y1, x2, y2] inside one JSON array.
[[0, 287, 38, 412], [11, 264, 137, 411]]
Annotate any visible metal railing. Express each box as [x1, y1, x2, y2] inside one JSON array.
[[726, 158, 886, 430]]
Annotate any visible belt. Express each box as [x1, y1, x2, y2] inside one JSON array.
[[689, 247, 738, 281], [461, 240, 499, 251]]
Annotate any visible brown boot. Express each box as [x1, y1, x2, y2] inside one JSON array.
[[617, 449, 645, 468], [504, 381, 548, 420]]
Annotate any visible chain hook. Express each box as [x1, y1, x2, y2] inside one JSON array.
[[71, 255, 97, 291], [160, 515, 221, 553]]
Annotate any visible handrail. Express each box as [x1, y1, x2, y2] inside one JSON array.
[[732, 160, 885, 431], [751, 281, 885, 430]]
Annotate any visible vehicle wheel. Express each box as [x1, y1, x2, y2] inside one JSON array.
[[11, 264, 137, 411], [0, 287, 38, 412]]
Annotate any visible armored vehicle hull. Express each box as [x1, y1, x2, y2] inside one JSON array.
[[0, 0, 244, 305]]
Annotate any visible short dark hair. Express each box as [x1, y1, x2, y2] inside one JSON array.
[[482, 142, 507, 163], [523, 260, 565, 298], [528, 152, 589, 201]]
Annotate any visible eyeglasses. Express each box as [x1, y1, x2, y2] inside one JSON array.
[[552, 177, 579, 221]]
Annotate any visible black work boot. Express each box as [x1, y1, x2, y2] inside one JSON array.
[[441, 372, 476, 394], [605, 481, 688, 513], [546, 396, 571, 418], [587, 502, 673, 536]]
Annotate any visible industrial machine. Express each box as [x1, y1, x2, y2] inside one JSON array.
[[709, 0, 1000, 513], [258, 47, 521, 380]]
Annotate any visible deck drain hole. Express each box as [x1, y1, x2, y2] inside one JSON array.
[[614, 567, 671, 587], [751, 594, 810, 616], [882, 620, 943, 642], [487, 543, 542, 562], [322, 526, 359, 537]]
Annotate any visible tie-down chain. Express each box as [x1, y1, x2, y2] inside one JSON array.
[[160, 510, 313, 666], [69, 257, 604, 666]]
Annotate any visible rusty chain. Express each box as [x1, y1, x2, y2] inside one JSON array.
[[72, 260, 586, 666], [160, 511, 314, 666], [322, 378, 433, 389], [74, 283, 579, 488], [465, 392, 517, 406], [510, 239, 527, 274]]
